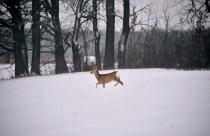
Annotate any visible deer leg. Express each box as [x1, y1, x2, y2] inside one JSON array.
[[96, 83, 99, 88], [116, 76, 123, 86], [114, 82, 118, 86], [103, 84, 105, 88], [118, 80, 123, 86]]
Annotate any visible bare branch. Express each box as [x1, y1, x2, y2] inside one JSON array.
[[0, 63, 14, 71], [0, 42, 13, 51], [191, 0, 195, 7], [64, 32, 72, 53], [0, 18, 13, 29], [129, 5, 150, 17], [41, 24, 55, 36]]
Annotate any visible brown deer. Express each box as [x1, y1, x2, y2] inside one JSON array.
[[90, 66, 123, 88]]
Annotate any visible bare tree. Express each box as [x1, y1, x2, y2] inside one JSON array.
[[0, 0, 29, 77], [31, 0, 41, 75], [118, 0, 130, 68], [117, 3, 149, 68], [188, 0, 209, 29], [43, 0, 68, 74], [71, 0, 83, 72], [162, 5, 170, 67], [68, 0, 92, 72], [205, 0, 210, 12], [81, 27, 90, 71], [92, 0, 101, 69], [104, 0, 115, 69], [188, 0, 210, 68]]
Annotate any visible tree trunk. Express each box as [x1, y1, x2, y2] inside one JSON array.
[[31, 0, 41, 75], [92, 0, 101, 69], [81, 29, 89, 71], [162, 7, 170, 68], [205, 0, 210, 12], [71, 26, 81, 72], [104, 0, 115, 69], [72, 24, 81, 72], [6, 0, 29, 77], [71, 0, 83, 72], [51, 0, 68, 74], [163, 20, 169, 67], [118, 0, 130, 68]]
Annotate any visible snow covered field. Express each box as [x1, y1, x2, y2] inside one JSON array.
[[0, 69, 210, 136]]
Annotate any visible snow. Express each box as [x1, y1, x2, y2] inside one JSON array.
[[0, 69, 210, 136], [0, 64, 74, 79], [83, 56, 96, 65], [0, 64, 15, 79]]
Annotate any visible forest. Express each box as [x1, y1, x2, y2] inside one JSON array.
[[0, 0, 210, 77]]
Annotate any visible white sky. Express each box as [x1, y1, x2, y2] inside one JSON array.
[[59, 0, 191, 31]]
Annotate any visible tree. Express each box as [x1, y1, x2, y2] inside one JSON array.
[[0, 27, 13, 62], [31, 0, 41, 75], [1, 0, 29, 77], [71, 0, 83, 72], [205, 0, 210, 12], [162, 5, 170, 67], [188, 0, 209, 29], [81, 27, 90, 71], [104, 0, 115, 69], [43, 0, 68, 74], [188, 0, 210, 68], [117, 3, 149, 68], [68, 0, 92, 72], [118, 0, 130, 68], [92, 0, 101, 69]]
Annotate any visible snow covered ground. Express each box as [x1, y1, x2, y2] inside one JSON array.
[[0, 64, 73, 80], [0, 69, 210, 136]]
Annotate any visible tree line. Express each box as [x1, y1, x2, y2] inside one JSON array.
[[0, 0, 210, 78], [126, 28, 210, 69], [0, 0, 104, 77]]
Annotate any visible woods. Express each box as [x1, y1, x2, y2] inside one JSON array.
[[0, 0, 210, 78]]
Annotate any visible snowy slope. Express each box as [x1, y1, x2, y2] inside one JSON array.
[[0, 69, 210, 136]]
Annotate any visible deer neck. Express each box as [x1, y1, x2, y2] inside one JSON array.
[[94, 70, 100, 81]]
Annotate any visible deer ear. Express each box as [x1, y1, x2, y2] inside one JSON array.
[[93, 65, 97, 70], [91, 66, 96, 71]]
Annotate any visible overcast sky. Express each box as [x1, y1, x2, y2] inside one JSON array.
[[59, 0, 198, 31]]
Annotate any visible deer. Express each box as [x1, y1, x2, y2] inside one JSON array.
[[90, 66, 123, 88]]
